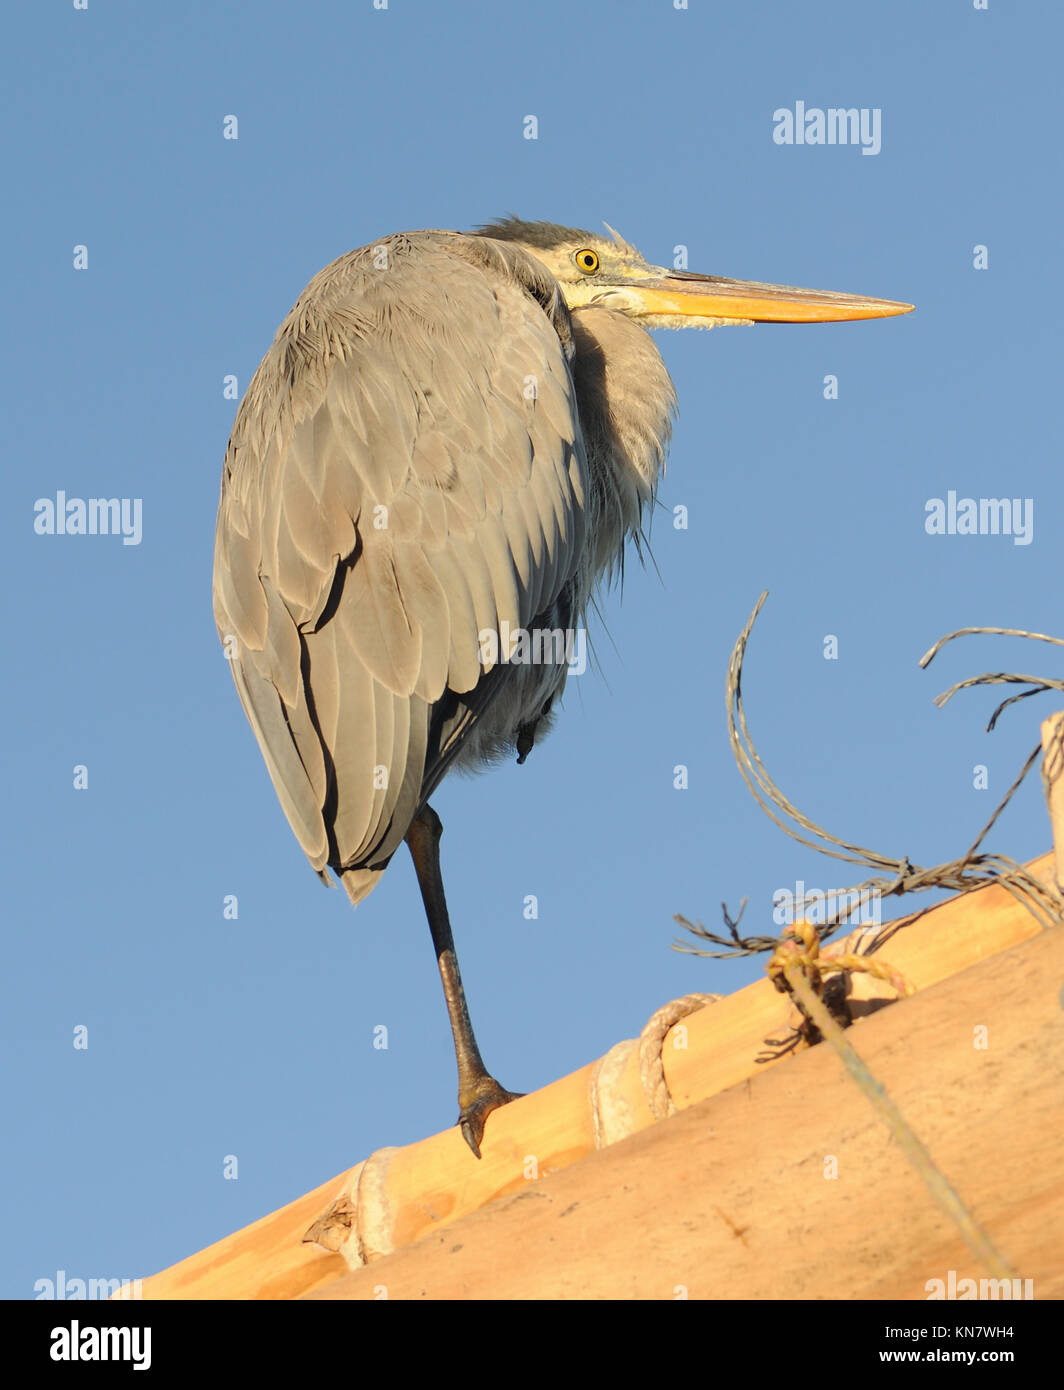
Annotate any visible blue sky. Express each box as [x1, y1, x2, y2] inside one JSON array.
[[3, 1, 1061, 1297]]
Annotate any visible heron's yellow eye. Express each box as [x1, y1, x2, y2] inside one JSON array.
[[574, 248, 600, 275]]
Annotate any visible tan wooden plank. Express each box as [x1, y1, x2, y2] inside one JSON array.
[[305, 927, 1064, 1300], [134, 851, 1058, 1299]]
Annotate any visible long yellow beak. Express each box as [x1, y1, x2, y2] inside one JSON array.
[[627, 271, 914, 324]]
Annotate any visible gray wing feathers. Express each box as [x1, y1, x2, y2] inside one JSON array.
[[213, 234, 587, 890], [227, 617, 330, 870]]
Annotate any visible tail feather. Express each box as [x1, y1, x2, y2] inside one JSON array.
[[338, 865, 384, 907]]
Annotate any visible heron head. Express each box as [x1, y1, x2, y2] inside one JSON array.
[[476, 217, 913, 328]]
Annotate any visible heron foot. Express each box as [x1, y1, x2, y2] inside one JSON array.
[[458, 1075, 525, 1158]]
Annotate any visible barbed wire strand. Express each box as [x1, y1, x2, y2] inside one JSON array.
[[673, 594, 1064, 959], [671, 603, 1058, 1285], [781, 958, 1018, 1282]]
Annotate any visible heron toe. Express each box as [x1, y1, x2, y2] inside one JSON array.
[[457, 1076, 525, 1158]]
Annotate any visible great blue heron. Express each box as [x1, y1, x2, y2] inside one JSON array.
[[213, 218, 911, 1155]]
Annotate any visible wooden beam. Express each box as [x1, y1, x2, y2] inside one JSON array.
[[133, 851, 1057, 1299], [306, 927, 1064, 1300]]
